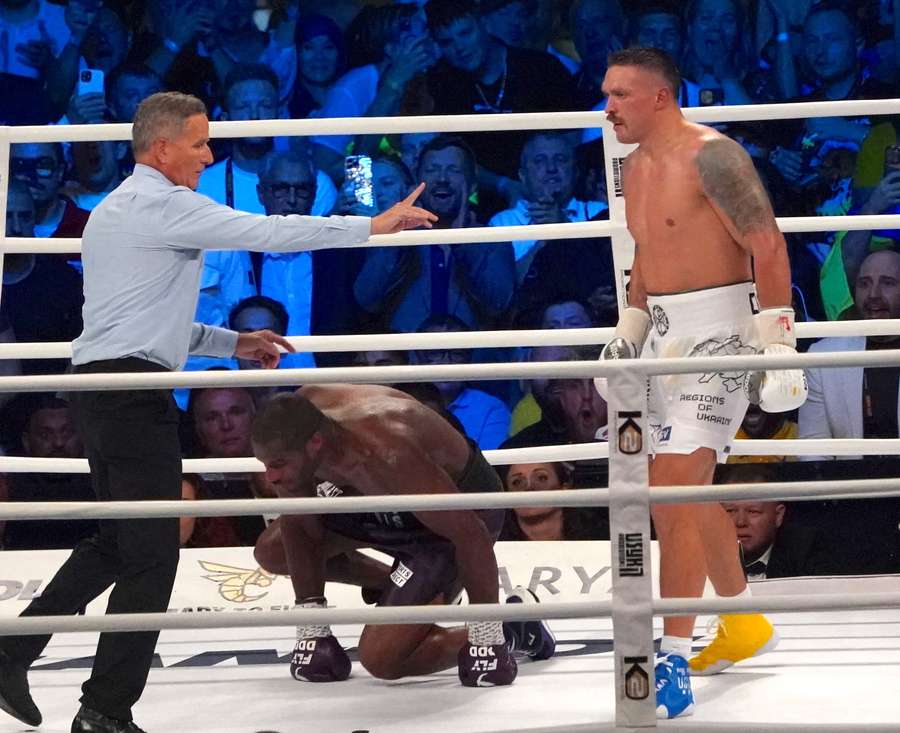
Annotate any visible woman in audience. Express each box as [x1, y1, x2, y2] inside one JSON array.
[[681, 0, 761, 105], [500, 461, 599, 541], [289, 13, 345, 119]]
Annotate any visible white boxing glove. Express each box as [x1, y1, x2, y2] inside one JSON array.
[[594, 307, 651, 401], [744, 307, 808, 412]]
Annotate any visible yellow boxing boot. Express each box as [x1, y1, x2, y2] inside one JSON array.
[[689, 613, 780, 676]]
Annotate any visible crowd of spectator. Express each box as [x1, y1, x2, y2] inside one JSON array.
[[0, 0, 898, 573]]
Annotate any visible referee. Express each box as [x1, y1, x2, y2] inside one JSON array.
[[0, 91, 435, 733]]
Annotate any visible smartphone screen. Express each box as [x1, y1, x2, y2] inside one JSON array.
[[77, 68, 105, 97], [345, 155, 374, 208], [698, 88, 724, 106]]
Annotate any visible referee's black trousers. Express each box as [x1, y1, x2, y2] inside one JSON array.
[[2, 358, 182, 721]]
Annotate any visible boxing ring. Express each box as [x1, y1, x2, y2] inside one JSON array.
[[1, 99, 900, 731]]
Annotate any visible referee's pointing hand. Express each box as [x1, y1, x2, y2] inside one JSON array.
[[370, 182, 438, 235], [235, 330, 296, 369]]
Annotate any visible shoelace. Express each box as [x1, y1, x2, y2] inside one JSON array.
[[690, 617, 728, 665], [705, 615, 726, 638], [655, 656, 675, 691]]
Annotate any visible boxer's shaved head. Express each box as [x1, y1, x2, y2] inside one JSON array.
[[252, 392, 325, 452], [607, 46, 680, 97]]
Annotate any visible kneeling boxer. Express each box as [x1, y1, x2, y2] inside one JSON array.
[[251, 386, 555, 687]]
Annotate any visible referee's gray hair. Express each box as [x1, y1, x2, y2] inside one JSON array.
[[132, 92, 207, 155], [257, 150, 316, 183]]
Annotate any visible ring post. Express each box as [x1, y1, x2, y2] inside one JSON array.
[[608, 368, 656, 728]]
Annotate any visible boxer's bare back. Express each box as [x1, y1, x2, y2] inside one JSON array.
[[285, 383, 471, 496]]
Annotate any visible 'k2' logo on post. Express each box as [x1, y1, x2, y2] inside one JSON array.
[[616, 411, 643, 455]]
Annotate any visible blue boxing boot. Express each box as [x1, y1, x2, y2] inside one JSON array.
[[503, 586, 556, 661], [655, 652, 694, 719]]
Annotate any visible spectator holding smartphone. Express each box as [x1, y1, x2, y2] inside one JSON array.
[[681, 0, 757, 106], [333, 154, 415, 218], [80, 5, 130, 75], [198, 0, 300, 111], [317, 154, 417, 348], [0, 0, 99, 123], [130, 0, 218, 108], [310, 4, 437, 182], [772, 6, 899, 318], [66, 64, 165, 213], [838, 140, 900, 293], [353, 136, 515, 334], [769, 4, 896, 196]]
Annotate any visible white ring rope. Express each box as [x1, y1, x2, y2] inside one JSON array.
[[0, 600, 614, 637], [5, 319, 900, 362], [0, 442, 609, 474], [5, 98, 898, 145], [4, 438, 900, 475], [0, 590, 898, 638], [5, 214, 899, 254], [3, 220, 622, 252], [1, 476, 898, 522], [683, 98, 900, 123], [0, 326, 613, 361], [1, 348, 900, 393]]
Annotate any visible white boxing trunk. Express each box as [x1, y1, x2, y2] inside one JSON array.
[[643, 281, 757, 463]]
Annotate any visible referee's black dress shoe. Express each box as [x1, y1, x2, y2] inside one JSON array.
[[0, 649, 42, 726], [72, 705, 147, 732]]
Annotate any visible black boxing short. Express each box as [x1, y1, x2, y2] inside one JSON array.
[[322, 442, 504, 607]]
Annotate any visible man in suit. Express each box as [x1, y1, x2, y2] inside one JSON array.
[[718, 463, 831, 579], [800, 250, 900, 458], [799, 249, 900, 574]]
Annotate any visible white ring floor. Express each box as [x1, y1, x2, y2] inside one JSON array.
[[8, 605, 899, 733]]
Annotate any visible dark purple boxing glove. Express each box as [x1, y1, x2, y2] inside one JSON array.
[[458, 621, 518, 687], [290, 597, 351, 683]]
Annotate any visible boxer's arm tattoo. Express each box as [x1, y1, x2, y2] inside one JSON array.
[[697, 138, 776, 236]]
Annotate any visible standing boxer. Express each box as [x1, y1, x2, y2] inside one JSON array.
[[596, 47, 806, 718]]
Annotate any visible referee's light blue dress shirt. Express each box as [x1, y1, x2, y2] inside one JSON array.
[[72, 164, 371, 371]]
